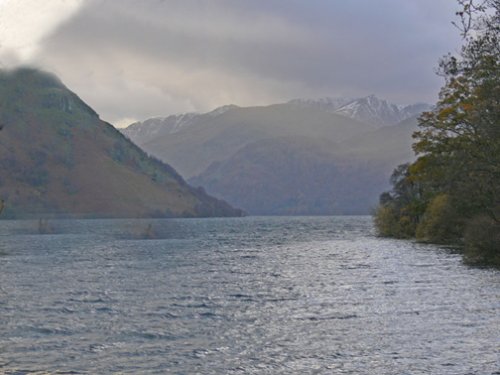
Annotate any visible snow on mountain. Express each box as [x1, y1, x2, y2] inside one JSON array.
[[123, 97, 430, 147], [121, 113, 197, 145], [289, 95, 430, 127], [122, 105, 238, 145], [335, 95, 403, 126]]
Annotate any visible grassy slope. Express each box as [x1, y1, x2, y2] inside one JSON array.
[[0, 68, 241, 218]]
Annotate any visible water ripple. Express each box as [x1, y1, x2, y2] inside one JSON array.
[[0, 216, 498, 374]]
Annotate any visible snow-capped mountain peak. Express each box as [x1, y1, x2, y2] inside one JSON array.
[[123, 112, 198, 142], [335, 95, 402, 126], [122, 97, 430, 148], [121, 105, 238, 146], [290, 95, 430, 127]]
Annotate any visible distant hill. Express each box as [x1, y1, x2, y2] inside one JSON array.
[[122, 102, 371, 178], [189, 118, 420, 215], [189, 136, 389, 215], [0, 68, 242, 218], [122, 98, 425, 215]]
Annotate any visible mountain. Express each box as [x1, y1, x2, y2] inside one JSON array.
[[123, 105, 238, 147], [122, 98, 424, 215], [287, 97, 354, 113], [122, 102, 370, 178], [189, 136, 392, 215], [0, 68, 242, 218], [189, 118, 420, 215], [289, 95, 430, 127], [335, 115, 420, 162]]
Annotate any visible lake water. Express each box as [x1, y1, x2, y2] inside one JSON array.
[[0, 216, 498, 374]]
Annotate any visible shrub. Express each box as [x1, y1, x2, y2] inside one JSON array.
[[374, 205, 415, 239], [416, 194, 462, 243], [463, 215, 500, 266]]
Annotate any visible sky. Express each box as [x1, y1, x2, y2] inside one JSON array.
[[0, 0, 463, 127]]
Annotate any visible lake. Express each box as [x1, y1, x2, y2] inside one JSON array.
[[0, 216, 498, 374]]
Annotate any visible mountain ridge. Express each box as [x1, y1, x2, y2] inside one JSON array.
[[123, 96, 430, 146], [121, 97, 424, 215]]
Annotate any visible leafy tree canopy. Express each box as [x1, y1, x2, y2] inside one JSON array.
[[375, 0, 500, 266]]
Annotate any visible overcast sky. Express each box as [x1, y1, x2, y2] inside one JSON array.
[[0, 0, 463, 127]]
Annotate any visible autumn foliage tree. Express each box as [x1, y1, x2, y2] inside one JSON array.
[[375, 0, 500, 265]]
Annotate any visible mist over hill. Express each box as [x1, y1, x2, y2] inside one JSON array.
[[122, 97, 426, 215], [0, 68, 242, 218]]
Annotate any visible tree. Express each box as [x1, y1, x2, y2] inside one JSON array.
[[375, 0, 500, 265], [373, 163, 425, 238], [413, 0, 500, 224]]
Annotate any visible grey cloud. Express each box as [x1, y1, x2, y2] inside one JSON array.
[[32, 0, 462, 125]]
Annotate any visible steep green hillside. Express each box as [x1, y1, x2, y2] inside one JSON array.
[[0, 68, 242, 218]]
